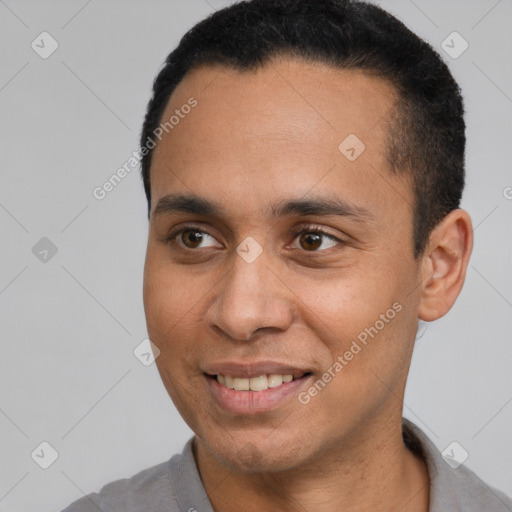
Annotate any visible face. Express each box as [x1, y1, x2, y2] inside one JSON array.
[[143, 57, 424, 473]]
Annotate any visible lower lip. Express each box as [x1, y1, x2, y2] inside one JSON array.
[[205, 375, 312, 415]]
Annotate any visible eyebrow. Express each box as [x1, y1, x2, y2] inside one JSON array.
[[153, 193, 374, 221]]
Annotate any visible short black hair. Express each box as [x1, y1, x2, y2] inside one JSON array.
[[139, 0, 465, 257]]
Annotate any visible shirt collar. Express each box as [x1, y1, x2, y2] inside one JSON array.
[[172, 418, 508, 512]]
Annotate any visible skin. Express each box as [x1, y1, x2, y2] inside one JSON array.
[[143, 56, 473, 512]]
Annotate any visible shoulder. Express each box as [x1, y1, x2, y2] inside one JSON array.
[[60, 459, 178, 512], [449, 463, 512, 511], [402, 418, 512, 511], [60, 437, 206, 512]]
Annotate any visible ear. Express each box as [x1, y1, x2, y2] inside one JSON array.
[[418, 209, 473, 322]]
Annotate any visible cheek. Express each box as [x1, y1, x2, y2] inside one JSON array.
[[286, 270, 395, 347], [143, 252, 207, 413], [143, 247, 206, 333], [286, 266, 415, 389], [142, 247, 222, 384]]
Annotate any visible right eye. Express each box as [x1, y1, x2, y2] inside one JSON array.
[[165, 225, 221, 250]]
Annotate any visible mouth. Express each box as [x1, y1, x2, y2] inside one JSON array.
[[203, 364, 314, 414], [208, 372, 311, 392]]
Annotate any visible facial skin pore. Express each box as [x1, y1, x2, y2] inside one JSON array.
[[143, 56, 473, 512]]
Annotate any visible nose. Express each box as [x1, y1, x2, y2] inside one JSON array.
[[204, 250, 294, 342]]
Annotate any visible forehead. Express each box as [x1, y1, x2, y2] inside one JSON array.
[[150, 56, 407, 219]]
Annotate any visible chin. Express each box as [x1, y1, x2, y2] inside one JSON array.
[[199, 429, 310, 474]]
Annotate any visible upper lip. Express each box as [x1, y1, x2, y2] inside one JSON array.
[[203, 361, 312, 379]]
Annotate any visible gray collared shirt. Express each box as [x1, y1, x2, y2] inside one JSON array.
[[61, 418, 512, 511]]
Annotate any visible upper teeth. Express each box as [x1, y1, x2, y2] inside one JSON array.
[[217, 374, 294, 391]]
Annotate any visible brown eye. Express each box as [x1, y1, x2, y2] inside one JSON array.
[[164, 226, 220, 250], [181, 229, 204, 248], [291, 227, 341, 252], [299, 233, 322, 251]]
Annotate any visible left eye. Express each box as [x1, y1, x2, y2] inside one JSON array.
[[291, 229, 341, 251]]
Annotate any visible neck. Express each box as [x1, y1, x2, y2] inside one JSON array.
[[194, 415, 430, 512]]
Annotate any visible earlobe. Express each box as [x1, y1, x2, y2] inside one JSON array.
[[418, 209, 473, 322]]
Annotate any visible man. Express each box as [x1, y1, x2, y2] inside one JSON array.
[[62, 0, 512, 510]]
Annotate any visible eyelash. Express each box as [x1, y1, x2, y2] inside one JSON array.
[[164, 224, 345, 252], [292, 226, 343, 250]]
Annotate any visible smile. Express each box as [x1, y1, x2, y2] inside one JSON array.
[[215, 373, 295, 391], [205, 372, 313, 414]]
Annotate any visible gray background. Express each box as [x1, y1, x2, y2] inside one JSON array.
[[0, 0, 511, 510]]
